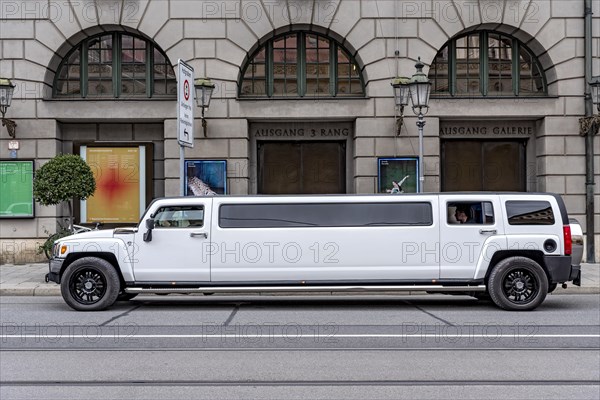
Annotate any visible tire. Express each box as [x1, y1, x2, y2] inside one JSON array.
[[60, 257, 120, 311], [488, 256, 549, 311], [117, 292, 139, 301]]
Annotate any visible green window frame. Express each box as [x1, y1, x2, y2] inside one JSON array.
[[430, 31, 546, 97], [240, 32, 365, 98], [54, 32, 176, 99]]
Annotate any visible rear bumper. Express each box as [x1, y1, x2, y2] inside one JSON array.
[[570, 264, 581, 286], [544, 255, 580, 284]]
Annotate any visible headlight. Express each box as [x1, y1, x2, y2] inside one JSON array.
[[52, 243, 60, 257], [53, 243, 67, 257]]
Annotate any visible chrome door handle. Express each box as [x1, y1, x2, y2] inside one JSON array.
[[479, 229, 497, 235], [190, 232, 208, 238]]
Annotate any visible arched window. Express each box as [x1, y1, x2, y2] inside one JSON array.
[[54, 32, 176, 98], [240, 32, 365, 98], [430, 31, 546, 97]]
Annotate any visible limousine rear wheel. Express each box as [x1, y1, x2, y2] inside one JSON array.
[[488, 257, 548, 311], [61, 257, 120, 311]]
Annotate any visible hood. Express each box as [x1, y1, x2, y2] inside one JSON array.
[[60, 229, 117, 242]]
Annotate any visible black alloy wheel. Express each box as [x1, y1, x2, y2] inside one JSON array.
[[61, 257, 120, 311], [488, 256, 548, 311], [69, 268, 107, 305], [501, 268, 539, 304]]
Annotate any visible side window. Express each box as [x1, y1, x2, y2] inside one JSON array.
[[506, 201, 554, 225], [447, 202, 495, 225], [219, 202, 433, 228], [154, 205, 204, 228]]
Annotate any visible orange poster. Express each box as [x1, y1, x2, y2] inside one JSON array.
[[85, 147, 141, 223]]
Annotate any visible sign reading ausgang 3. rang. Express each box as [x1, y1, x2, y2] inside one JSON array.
[[177, 59, 194, 147]]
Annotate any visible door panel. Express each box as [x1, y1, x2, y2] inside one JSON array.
[[210, 197, 440, 282], [443, 141, 482, 191], [258, 141, 345, 194], [132, 200, 212, 282], [442, 140, 525, 191], [483, 142, 523, 191], [439, 195, 507, 279], [259, 142, 301, 194]]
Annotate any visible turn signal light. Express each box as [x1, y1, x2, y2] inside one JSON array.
[[60, 245, 67, 255]]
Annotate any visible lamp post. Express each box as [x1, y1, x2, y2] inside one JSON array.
[[580, 76, 600, 136], [0, 78, 16, 138], [582, 76, 600, 262], [391, 76, 411, 135], [408, 58, 431, 193], [194, 78, 215, 137]]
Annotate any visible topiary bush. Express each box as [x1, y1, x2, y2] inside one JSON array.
[[33, 154, 96, 234], [33, 154, 96, 205]]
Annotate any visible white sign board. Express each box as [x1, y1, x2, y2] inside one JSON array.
[[177, 59, 194, 148]]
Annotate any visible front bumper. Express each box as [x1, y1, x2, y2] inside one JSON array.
[[46, 258, 64, 284]]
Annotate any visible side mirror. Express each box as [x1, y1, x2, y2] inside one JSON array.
[[146, 219, 155, 230], [143, 219, 154, 242]]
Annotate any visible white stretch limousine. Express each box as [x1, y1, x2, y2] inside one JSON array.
[[47, 193, 583, 311]]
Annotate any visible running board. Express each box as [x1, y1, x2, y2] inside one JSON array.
[[125, 285, 487, 294]]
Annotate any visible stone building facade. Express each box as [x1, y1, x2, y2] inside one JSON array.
[[0, 0, 598, 263]]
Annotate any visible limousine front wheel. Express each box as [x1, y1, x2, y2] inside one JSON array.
[[61, 257, 120, 311], [488, 257, 548, 311]]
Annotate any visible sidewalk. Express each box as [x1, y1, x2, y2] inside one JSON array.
[[1, 263, 598, 296]]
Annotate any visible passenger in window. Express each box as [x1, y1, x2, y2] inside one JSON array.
[[455, 205, 476, 224], [156, 218, 172, 228]]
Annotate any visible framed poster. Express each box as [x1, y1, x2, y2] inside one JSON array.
[[0, 160, 34, 218], [185, 160, 227, 195], [80, 146, 146, 224], [378, 157, 419, 194]]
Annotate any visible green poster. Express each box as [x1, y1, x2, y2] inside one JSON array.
[[0, 160, 34, 218], [378, 157, 419, 194]]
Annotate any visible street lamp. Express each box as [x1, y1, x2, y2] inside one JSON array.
[[408, 58, 431, 193], [591, 76, 600, 113], [391, 76, 411, 135], [194, 78, 215, 137], [579, 76, 600, 136], [0, 78, 17, 138]]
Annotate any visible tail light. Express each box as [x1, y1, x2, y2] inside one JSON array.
[[563, 225, 572, 255]]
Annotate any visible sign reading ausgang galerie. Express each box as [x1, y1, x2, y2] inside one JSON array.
[[440, 121, 535, 138]]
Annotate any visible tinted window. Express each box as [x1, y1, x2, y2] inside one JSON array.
[[154, 205, 204, 228], [447, 202, 495, 225], [219, 202, 432, 228], [506, 201, 555, 225]]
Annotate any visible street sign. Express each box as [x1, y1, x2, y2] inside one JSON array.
[[177, 59, 194, 148]]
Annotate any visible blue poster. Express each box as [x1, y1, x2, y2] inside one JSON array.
[[184, 160, 227, 195]]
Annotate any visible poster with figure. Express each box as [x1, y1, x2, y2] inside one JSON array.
[[185, 160, 226, 195], [0, 160, 34, 218], [378, 157, 419, 194]]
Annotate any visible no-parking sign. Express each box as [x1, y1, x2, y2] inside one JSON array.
[[177, 59, 194, 147]]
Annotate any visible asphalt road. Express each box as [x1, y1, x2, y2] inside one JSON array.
[[1, 294, 599, 400]]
